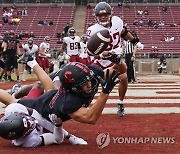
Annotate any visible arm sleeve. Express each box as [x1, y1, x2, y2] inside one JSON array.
[[40, 126, 64, 145], [31, 109, 54, 132]]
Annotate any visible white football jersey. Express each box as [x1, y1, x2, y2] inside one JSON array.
[[39, 42, 50, 53], [22, 44, 38, 58], [5, 103, 53, 148], [79, 42, 88, 58], [63, 36, 81, 56], [87, 16, 124, 67], [12, 128, 43, 147]]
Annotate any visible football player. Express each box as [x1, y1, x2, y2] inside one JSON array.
[[21, 38, 38, 81], [0, 103, 87, 147], [79, 34, 91, 66], [86, 2, 144, 117], [36, 36, 51, 74], [61, 27, 81, 62], [0, 57, 120, 145]]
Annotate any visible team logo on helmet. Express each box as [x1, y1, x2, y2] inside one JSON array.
[[64, 71, 74, 83]]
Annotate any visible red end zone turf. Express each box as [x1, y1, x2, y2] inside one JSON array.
[[0, 114, 179, 153]]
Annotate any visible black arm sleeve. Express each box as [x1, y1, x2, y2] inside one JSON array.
[[121, 26, 128, 38]]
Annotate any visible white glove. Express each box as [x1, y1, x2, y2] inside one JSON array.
[[49, 114, 62, 126], [136, 42, 144, 50]]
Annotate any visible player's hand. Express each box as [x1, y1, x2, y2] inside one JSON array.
[[49, 114, 62, 127], [98, 69, 120, 94], [136, 42, 144, 50], [102, 53, 122, 64]]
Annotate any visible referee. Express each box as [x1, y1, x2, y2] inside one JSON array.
[[123, 38, 137, 83]]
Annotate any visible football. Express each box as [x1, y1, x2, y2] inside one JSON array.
[[86, 29, 110, 56]]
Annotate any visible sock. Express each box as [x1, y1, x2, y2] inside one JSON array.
[[63, 129, 70, 139], [117, 100, 123, 105], [27, 59, 38, 69], [22, 69, 27, 80]]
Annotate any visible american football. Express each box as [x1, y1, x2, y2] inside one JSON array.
[[86, 29, 110, 56]]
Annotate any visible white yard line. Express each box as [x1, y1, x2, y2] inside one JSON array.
[[92, 99, 180, 104], [103, 107, 180, 114]]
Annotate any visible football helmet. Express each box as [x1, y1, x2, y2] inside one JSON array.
[[0, 113, 37, 140], [94, 2, 112, 27], [67, 27, 76, 38], [9, 30, 15, 39], [59, 62, 98, 97], [44, 36, 50, 42], [27, 37, 34, 46], [81, 34, 90, 42]]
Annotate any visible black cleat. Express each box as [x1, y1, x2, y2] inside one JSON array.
[[117, 104, 125, 117]]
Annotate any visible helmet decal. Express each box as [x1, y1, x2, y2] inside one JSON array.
[[64, 71, 74, 83], [59, 62, 98, 97], [76, 63, 89, 74]]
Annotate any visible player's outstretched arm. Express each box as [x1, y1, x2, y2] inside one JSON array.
[[27, 59, 54, 92], [69, 70, 120, 124]]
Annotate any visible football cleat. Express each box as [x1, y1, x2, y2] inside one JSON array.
[[117, 104, 125, 117], [68, 135, 88, 145], [10, 83, 22, 95]]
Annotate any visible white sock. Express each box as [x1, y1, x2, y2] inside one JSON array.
[[117, 100, 123, 105], [27, 59, 38, 69], [22, 69, 27, 80], [63, 129, 69, 138]]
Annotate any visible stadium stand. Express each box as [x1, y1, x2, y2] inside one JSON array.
[[0, 5, 75, 48]]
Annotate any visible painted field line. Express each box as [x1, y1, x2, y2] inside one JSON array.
[[102, 107, 180, 114], [91, 99, 180, 104]]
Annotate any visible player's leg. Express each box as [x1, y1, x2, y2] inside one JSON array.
[[0, 60, 6, 81], [27, 59, 54, 92], [21, 64, 28, 81], [107, 62, 128, 117]]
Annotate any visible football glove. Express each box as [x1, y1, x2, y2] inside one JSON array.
[[98, 69, 120, 94], [102, 53, 122, 65], [49, 114, 62, 127]]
